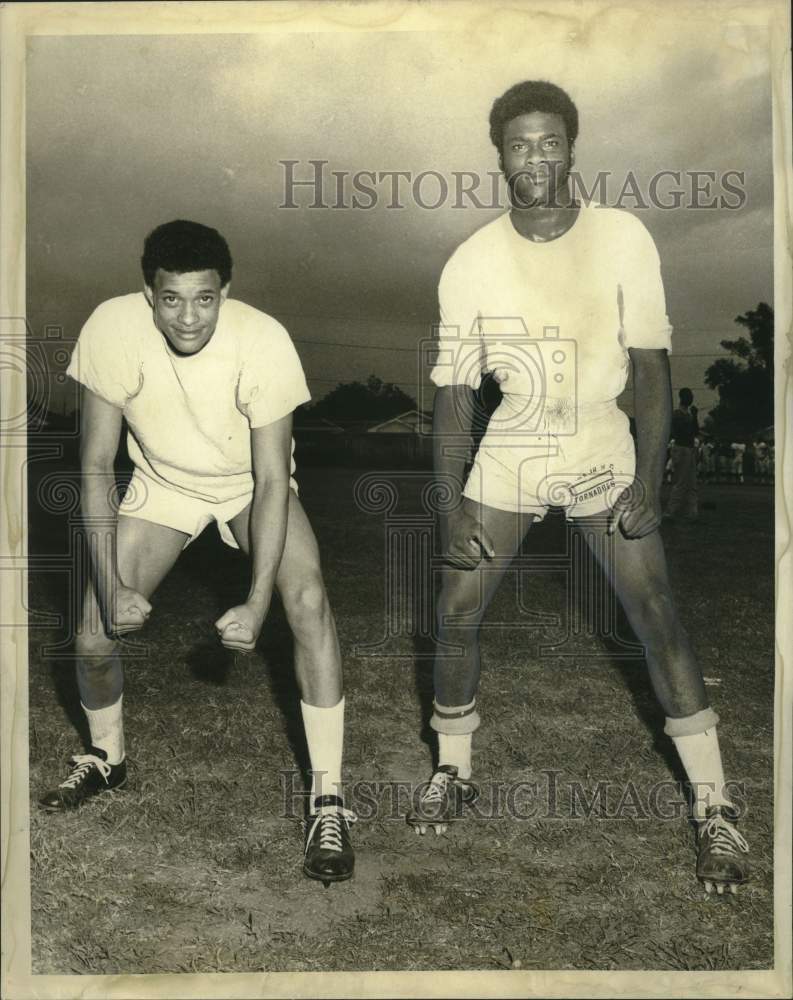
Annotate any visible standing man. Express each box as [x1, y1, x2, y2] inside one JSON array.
[[40, 220, 355, 886], [664, 387, 699, 522], [717, 439, 733, 482], [756, 438, 770, 482], [408, 81, 750, 894], [702, 437, 717, 482], [731, 440, 746, 483]]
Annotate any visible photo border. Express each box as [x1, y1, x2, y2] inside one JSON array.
[[2, 2, 791, 997]]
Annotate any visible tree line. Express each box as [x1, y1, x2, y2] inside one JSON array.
[[299, 303, 774, 442]]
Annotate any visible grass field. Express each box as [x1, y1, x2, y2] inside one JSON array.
[[27, 458, 775, 974]]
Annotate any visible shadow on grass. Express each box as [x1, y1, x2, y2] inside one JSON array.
[[409, 508, 687, 788], [47, 656, 91, 750], [412, 632, 436, 766], [597, 625, 686, 785], [178, 529, 311, 783], [256, 613, 311, 784]]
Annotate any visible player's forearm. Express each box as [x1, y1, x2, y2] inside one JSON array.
[[632, 357, 672, 497], [80, 464, 122, 600], [433, 386, 475, 500], [246, 479, 290, 612]]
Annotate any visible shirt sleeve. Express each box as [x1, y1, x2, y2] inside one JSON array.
[[618, 214, 673, 354], [429, 255, 485, 390], [66, 300, 141, 408], [236, 318, 311, 428]]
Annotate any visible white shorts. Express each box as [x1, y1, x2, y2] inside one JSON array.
[[463, 403, 636, 520], [117, 468, 297, 549]]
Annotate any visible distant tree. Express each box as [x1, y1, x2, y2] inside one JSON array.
[[703, 302, 773, 440], [306, 375, 417, 427]]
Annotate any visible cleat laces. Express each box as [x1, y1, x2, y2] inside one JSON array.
[[421, 771, 453, 804], [305, 808, 357, 855], [700, 812, 749, 857], [59, 754, 111, 789]]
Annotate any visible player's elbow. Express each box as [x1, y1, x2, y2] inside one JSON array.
[[252, 469, 291, 499]]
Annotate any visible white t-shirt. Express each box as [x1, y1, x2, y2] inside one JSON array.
[[430, 204, 672, 418], [67, 293, 311, 503]]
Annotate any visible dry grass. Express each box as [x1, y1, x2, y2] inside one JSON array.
[[28, 460, 774, 973]]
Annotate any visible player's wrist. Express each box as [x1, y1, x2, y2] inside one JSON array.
[[97, 575, 126, 611], [243, 593, 270, 619], [444, 505, 475, 535], [445, 506, 485, 551]]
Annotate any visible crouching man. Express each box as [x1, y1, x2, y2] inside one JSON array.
[[40, 220, 354, 886]]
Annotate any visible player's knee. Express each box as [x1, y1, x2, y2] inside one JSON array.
[[75, 628, 116, 660], [282, 575, 330, 633], [437, 581, 486, 627]]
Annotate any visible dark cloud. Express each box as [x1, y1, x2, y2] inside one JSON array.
[[27, 23, 773, 415]]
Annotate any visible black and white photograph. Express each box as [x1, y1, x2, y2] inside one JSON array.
[[1, 1, 791, 997]]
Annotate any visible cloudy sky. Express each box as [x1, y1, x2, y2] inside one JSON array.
[[26, 5, 774, 417]]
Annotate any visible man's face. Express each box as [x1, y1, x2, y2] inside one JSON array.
[[499, 111, 573, 208], [145, 269, 228, 356]]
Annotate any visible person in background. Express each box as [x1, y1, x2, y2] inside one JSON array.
[[717, 439, 733, 483], [731, 441, 746, 484], [702, 437, 716, 482], [664, 388, 699, 522], [755, 439, 770, 482], [665, 446, 674, 484]]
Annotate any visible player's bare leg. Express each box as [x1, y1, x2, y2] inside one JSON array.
[[229, 492, 354, 884], [408, 501, 535, 835], [572, 512, 750, 893], [41, 516, 187, 810]]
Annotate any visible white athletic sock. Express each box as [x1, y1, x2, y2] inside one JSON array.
[[300, 697, 344, 810], [671, 726, 732, 819], [438, 733, 473, 781], [82, 696, 125, 765]]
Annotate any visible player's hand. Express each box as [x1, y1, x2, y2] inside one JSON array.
[[215, 602, 266, 652], [107, 585, 151, 636], [607, 480, 662, 539], [442, 503, 496, 569]]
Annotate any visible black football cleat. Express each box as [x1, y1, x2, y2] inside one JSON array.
[[303, 795, 356, 887], [39, 748, 127, 811], [406, 764, 479, 835], [696, 805, 750, 895]]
